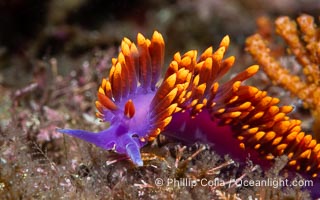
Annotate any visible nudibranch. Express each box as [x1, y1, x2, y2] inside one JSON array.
[[58, 31, 320, 178]]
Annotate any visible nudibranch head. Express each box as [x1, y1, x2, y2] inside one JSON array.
[[58, 31, 187, 166], [58, 31, 320, 178]]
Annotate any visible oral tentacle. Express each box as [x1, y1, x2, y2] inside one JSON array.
[[125, 139, 143, 166], [57, 128, 116, 150]]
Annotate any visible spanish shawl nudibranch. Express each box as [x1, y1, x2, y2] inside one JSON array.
[[58, 31, 320, 178]]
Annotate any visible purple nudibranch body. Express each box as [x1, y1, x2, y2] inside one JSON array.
[[58, 31, 320, 182]]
